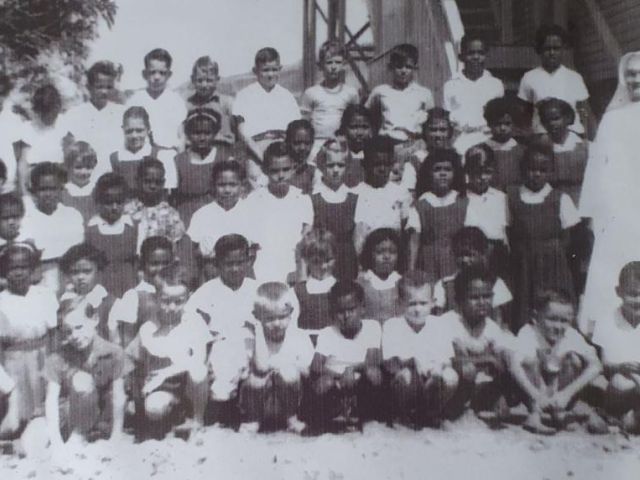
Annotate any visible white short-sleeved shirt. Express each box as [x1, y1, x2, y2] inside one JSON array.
[[354, 182, 411, 232], [21, 120, 68, 166], [513, 324, 599, 366], [438, 310, 515, 357], [60, 101, 125, 173], [434, 274, 512, 309], [392, 161, 417, 195], [518, 183, 580, 229], [185, 277, 258, 335], [245, 187, 313, 282], [518, 65, 589, 134], [107, 280, 156, 330], [112, 141, 178, 189], [21, 197, 84, 260], [126, 89, 187, 149], [444, 70, 504, 130], [232, 82, 300, 139], [252, 323, 314, 377], [301, 83, 359, 139], [382, 316, 455, 373], [0, 286, 58, 341], [464, 187, 509, 243], [592, 308, 640, 365], [186, 199, 255, 257], [364, 82, 434, 141], [315, 319, 382, 375]]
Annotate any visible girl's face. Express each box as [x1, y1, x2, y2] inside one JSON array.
[[372, 238, 398, 278], [524, 153, 552, 192], [68, 258, 98, 295], [624, 55, 640, 102], [89, 73, 115, 109], [366, 153, 392, 188], [218, 248, 249, 290], [307, 254, 335, 280], [5, 250, 33, 295], [98, 186, 126, 224], [188, 119, 216, 153], [431, 160, 455, 195], [346, 114, 372, 152], [33, 174, 62, 215], [266, 155, 294, 197], [254, 61, 281, 91], [288, 128, 313, 164], [461, 39, 487, 77], [123, 116, 149, 152], [459, 279, 493, 326], [424, 119, 451, 149], [540, 35, 563, 72], [140, 166, 165, 205], [0, 204, 23, 241], [467, 165, 494, 195], [455, 246, 485, 270], [214, 170, 242, 210], [143, 248, 173, 283], [540, 106, 570, 141], [490, 114, 514, 144], [320, 150, 347, 189], [69, 158, 95, 187]]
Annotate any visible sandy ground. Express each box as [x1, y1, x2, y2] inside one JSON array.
[[2, 416, 639, 480]]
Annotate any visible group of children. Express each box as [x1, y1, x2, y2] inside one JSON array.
[[0, 23, 637, 457]]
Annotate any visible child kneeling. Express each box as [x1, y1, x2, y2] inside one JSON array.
[[304, 281, 384, 431], [510, 289, 605, 434], [126, 264, 210, 439], [382, 271, 458, 428], [238, 282, 314, 432]]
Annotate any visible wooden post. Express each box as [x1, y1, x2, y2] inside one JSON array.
[[501, 0, 514, 44], [303, 0, 317, 89], [327, 0, 337, 41], [337, 0, 346, 45]]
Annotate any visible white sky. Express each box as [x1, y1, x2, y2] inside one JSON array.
[[89, 0, 370, 89]]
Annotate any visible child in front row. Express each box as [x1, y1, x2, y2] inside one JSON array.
[[86, 173, 137, 297], [45, 296, 127, 452], [592, 262, 640, 433], [238, 282, 314, 433], [510, 289, 605, 434], [126, 263, 210, 439], [382, 271, 459, 427], [108, 236, 174, 347], [306, 281, 384, 431], [60, 141, 98, 223], [433, 227, 512, 328]]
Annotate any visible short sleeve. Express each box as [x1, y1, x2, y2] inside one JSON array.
[[314, 328, 335, 357], [425, 88, 435, 111], [493, 278, 513, 307], [433, 280, 446, 308], [108, 290, 140, 331], [300, 88, 315, 116], [406, 206, 421, 233], [157, 149, 178, 190], [512, 325, 540, 363], [300, 194, 314, 227], [573, 72, 589, 102], [559, 193, 581, 229], [517, 72, 533, 102], [442, 80, 454, 112], [44, 353, 67, 385], [43, 290, 60, 329]]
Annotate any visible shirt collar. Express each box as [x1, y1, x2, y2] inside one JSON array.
[[553, 132, 583, 152], [467, 188, 498, 201], [135, 280, 156, 293], [419, 190, 458, 207], [306, 276, 337, 294], [485, 138, 517, 151], [65, 182, 94, 197], [190, 147, 217, 164], [314, 182, 350, 203], [60, 284, 109, 307], [117, 141, 152, 162], [364, 270, 400, 290], [87, 214, 134, 234], [519, 183, 552, 202]]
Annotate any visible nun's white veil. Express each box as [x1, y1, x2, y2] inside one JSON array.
[[605, 51, 640, 111]]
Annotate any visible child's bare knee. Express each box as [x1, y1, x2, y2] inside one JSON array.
[[189, 364, 209, 383], [610, 373, 637, 394], [71, 371, 96, 395], [440, 367, 459, 390], [145, 391, 175, 421]]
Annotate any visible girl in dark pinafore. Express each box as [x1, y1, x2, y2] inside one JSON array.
[[312, 138, 358, 280], [409, 148, 467, 282], [508, 144, 580, 329], [173, 108, 238, 227], [85, 173, 137, 297]]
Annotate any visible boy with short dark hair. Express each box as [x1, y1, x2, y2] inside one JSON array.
[[127, 48, 187, 150]]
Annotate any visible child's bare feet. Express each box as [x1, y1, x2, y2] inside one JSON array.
[[523, 412, 556, 435], [286, 415, 307, 434], [238, 421, 260, 434]]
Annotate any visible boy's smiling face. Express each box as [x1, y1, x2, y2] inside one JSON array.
[[63, 307, 98, 351], [143, 59, 172, 94], [257, 304, 292, 343], [254, 60, 281, 91]]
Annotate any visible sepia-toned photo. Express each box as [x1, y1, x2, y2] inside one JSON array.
[[0, 1, 638, 478]]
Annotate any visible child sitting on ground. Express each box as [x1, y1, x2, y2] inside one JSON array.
[[60, 141, 98, 223], [44, 296, 127, 453], [186, 56, 235, 145], [126, 263, 210, 439], [306, 280, 384, 431], [510, 289, 605, 434], [433, 227, 512, 328], [238, 282, 314, 433], [592, 262, 640, 434], [382, 271, 459, 427]]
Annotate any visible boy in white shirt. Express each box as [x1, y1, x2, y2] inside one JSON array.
[[510, 289, 605, 434], [126, 49, 187, 150], [306, 281, 383, 431], [444, 35, 504, 155], [592, 262, 640, 433], [382, 271, 459, 427], [365, 43, 434, 143], [238, 282, 313, 433]]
